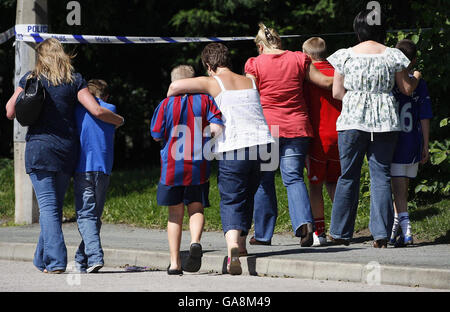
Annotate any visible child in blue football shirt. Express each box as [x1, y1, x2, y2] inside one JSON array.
[[390, 40, 433, 246], [74, 79, 120, 273]]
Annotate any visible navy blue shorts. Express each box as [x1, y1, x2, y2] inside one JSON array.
[[157, 182, 210, 207]]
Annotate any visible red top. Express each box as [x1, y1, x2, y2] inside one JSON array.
[[304, 60, 342, 148], [245, 50, 313, 138]]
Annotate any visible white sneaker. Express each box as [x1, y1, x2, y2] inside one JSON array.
[[312, 233, 327, 247], [87, 263, 103, 273]]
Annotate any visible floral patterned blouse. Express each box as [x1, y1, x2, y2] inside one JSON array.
[[327, 47, 410, 132]]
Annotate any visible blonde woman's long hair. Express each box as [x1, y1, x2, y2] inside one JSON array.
[[29, 38, 75, 86], [254, 23, 282, 51]]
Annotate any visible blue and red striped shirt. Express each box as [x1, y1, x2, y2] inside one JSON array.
[[150, 94, 223, 186]]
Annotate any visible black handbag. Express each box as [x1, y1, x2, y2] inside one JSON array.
[[15, 75, 46, 127]]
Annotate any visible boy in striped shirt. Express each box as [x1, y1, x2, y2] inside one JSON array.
[[151, 65, 223, 274]]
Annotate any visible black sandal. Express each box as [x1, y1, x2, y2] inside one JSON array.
[[327, 235, 350, 246], [182, 243, 203, 272], [373, 239, 388, 248]]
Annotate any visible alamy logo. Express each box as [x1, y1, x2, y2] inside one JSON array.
[[365, 261, 381, 286], [168, 120, 279, 171], [366, 1, 381, 25], [66, 261, 81, 286], [66, 1, 81, 26]]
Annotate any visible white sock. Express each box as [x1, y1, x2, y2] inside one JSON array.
[[391, 213, 400, 239], [398, 212, 411, 237]]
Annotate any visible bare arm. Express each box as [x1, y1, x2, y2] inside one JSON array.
[[77, 88, 124, 127], [305, 63, 333, 90], [5, 87, 24, 120], [167, 77, 214, 97], [395, 69, 421, 96], [420, 118, 430, 164], [332, 70, 346, 101], [210, 123, 224, 138]]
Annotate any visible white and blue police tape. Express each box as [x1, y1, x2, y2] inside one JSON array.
[[0, 27, 15, 45], [14, 31, 301, 44], [0, 25, 305, 45], [14, 24, 49, 43], [1, 24, 433, 46]]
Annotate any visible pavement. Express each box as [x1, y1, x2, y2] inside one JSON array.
[[0, 223, 449, 290]]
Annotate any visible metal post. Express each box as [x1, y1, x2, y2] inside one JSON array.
[[14, 0, 48, 224]]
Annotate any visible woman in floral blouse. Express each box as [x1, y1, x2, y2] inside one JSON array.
[[327, 9, 421, 248]]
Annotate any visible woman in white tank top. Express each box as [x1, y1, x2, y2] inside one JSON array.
[[168, 43, 274, 275]]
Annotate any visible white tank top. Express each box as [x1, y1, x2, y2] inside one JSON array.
[[212, 75, 274, 153]]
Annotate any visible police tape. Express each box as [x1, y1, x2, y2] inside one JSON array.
[[8, 24, 302, 44], [0, 25, 434, 46], [14, 32, 303, 44], [0, 27, 15, 45]]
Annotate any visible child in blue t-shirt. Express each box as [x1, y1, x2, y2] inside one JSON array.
[[74, 79, 119, 273], [390, 40, 433, 246]]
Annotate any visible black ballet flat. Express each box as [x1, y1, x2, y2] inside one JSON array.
[[167, 265, 183, 276]]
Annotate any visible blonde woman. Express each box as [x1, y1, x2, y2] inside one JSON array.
[[245, 23, 333, 247], [5, 38, 124, 273]]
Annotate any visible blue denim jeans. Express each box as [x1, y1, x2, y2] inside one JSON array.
[[74, 172, 110, 270], [253, 169, 278, 241], [253, 137, 313, 239], [218, 148, 261, 236], [29, 170, 71, 272], [330, 130, 398, 241]]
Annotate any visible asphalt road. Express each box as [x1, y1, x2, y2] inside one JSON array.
[[0, 259, 442, 293]]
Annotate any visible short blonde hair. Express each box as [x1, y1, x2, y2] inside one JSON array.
[[171, 65, 195, 82], [87, 79, 109, 100], [254, 23, 282, 51], [302, 37, 327, 61]]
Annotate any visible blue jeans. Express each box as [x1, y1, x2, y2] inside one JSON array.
[[253, 137, 313, 239], [218, 148, 261, 236], [74, 172, 110, 270], [29, 170, 71, 272], [330, 130, 398, 241]]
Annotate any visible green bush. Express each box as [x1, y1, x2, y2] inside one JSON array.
[[0, 158, 14, 223], [414, 118, 450, 196], [385, 6, 450, 201]]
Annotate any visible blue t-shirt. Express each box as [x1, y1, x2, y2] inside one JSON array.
[[75, 97, 116, 174], [392, 78, 433, 164], [19, 72, 87, 174]]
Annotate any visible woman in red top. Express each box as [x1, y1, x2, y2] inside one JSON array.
[[245, 23, 332, 247]]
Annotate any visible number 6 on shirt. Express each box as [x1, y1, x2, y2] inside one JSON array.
[[399, 102, 413, 133]]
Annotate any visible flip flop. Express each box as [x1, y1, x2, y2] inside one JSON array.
[[227, 247, 242, 275]]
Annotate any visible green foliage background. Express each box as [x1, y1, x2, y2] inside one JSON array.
[[0, 0, 447, 162], [0, 0, 448, 205]]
